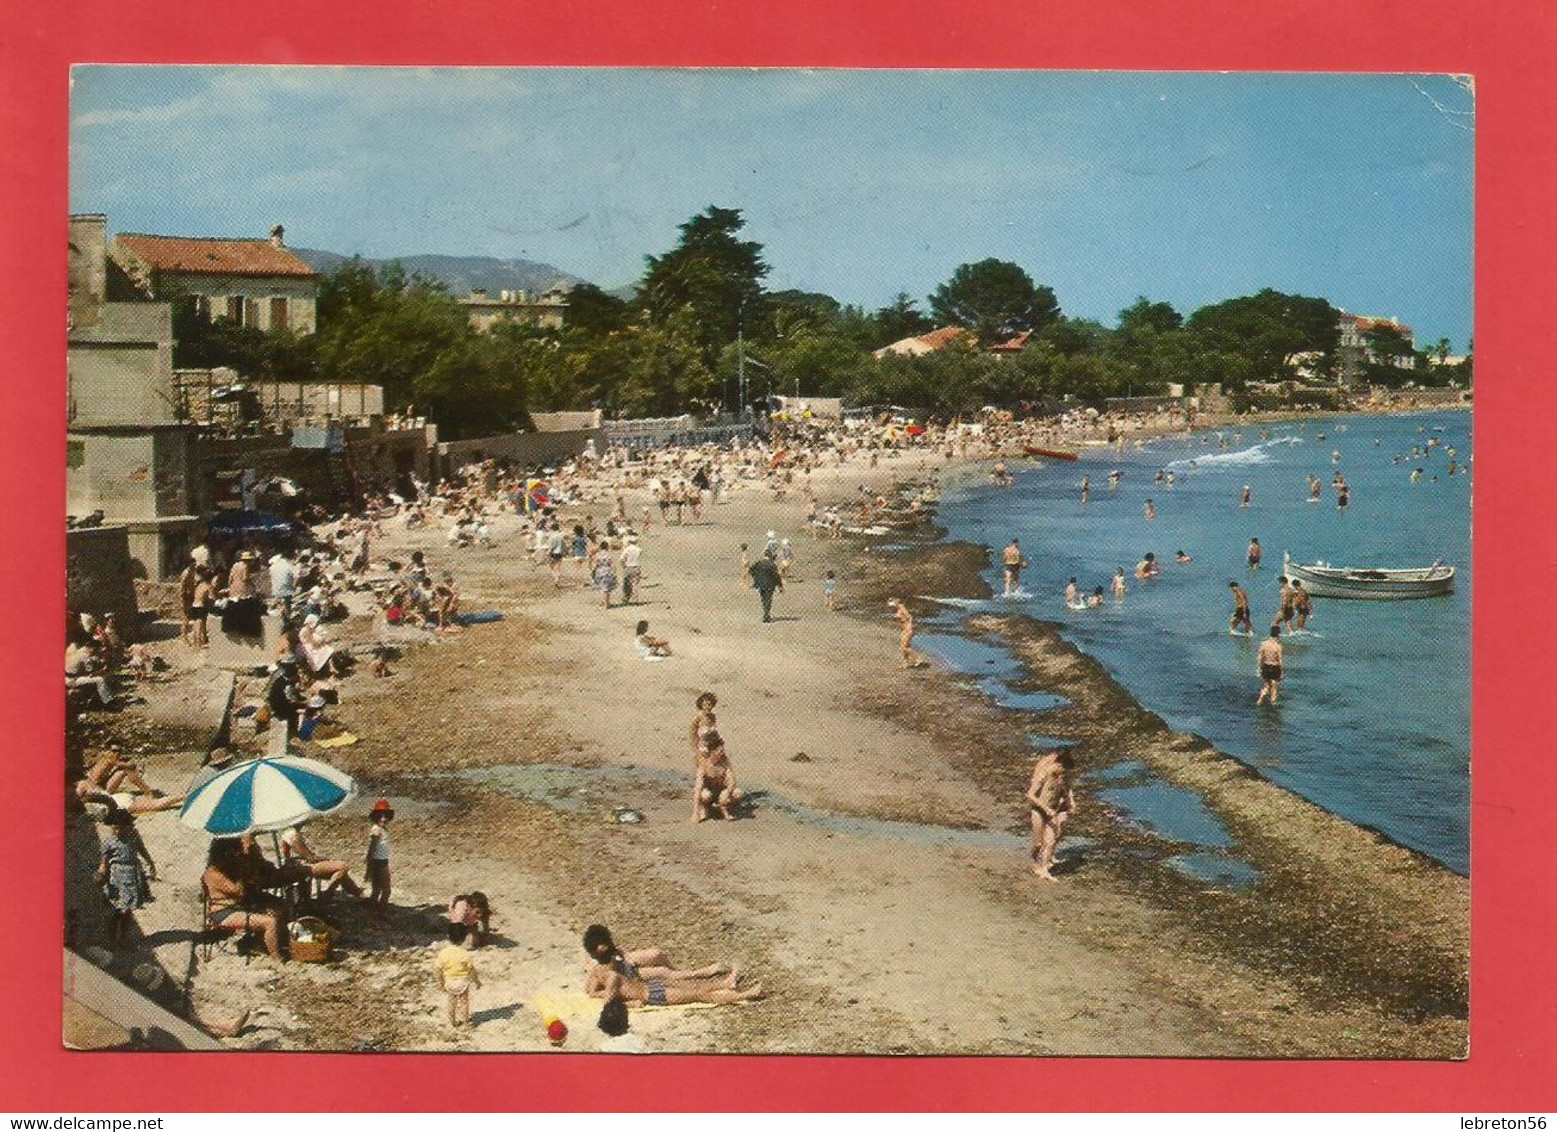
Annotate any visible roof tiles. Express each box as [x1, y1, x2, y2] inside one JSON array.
[[116, 234, 316, 279]]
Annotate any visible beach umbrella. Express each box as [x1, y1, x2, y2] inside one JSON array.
[[179, 755, 356, 837], [207, 509, 294, 536]]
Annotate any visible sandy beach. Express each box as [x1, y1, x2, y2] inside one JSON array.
[[64, 432, 1468, 1057]]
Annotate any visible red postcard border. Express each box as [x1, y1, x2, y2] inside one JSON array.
[[3, 0, 1553, 1112]]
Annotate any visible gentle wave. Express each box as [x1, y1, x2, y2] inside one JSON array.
[[1164, 435, 1301, 472]]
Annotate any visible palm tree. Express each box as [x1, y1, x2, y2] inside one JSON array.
[[1433, 337, 1452, 367]]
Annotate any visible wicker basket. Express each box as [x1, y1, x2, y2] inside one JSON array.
[[288, 916, 337, 963]]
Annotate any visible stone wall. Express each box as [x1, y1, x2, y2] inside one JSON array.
[[438, 428, 597, 475], [66, 526, 141, 634]]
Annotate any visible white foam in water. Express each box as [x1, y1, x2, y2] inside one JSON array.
[[923, 595, 987, 608], [1164, 435, 1300, 472]]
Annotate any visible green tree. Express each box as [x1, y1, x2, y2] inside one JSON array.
[[561, 282, 631, 336], [871, 292, 934, 345], [1185, 288, 1339, 387], [640, 206, 769, 362], [613, 308, 717, 417], [928, 259, 1061, 345]]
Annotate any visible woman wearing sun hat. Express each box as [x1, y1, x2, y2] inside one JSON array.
[[364, 799, 394, 917]]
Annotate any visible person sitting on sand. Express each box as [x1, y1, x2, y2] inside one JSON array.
[[692, 730, 742, 822], [66, 640, 115, 708], [434, 574, 462, 634], [280, 823, 364, 897], [83, 750, 159, 798], [888, 599, 926, 669], [201, 838, 284, 963], [635, 620, 672, 658], [582, 925, 760, 1007], [448, 892, 492, 946], [1027, 749, 1076, 882]]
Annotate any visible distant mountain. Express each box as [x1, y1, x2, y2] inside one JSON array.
[[292, 247, 586, 298]]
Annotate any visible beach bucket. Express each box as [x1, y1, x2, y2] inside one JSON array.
[[288, 916, 338, 963]]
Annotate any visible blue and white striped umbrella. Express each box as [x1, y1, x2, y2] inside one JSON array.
[[180, 755, 357, 837]]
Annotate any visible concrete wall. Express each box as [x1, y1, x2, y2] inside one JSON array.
[[438, 428, 597, 474], [67, 303, 176, 427], [66, 526, 141, 631], [68, 215, 109, 307], [68, 429, 195, 522], [529, 409, 602, 432]]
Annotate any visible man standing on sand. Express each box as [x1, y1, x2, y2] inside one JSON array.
[[1229, 580, 1253, 634], [749, 549, 784, 623], [1027, 750, 1076, 882], [1257, 625, 1285, 705], [620, 536, 642, 605], [1002, 539, 1027, 596]]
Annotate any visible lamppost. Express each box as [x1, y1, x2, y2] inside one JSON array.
[[737, 298, 747, 418]]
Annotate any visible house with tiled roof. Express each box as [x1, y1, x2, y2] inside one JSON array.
[[111, 225, 319, 335], [871, 326, 974, 358], [872, 325, 1038, 359]]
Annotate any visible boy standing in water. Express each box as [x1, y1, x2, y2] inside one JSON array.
[[1257, 626, 1285, 705], [1002, 540, 1026, 596], [1229, 580, 1253, 635]]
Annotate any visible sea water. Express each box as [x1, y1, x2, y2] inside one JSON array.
[[936, 412, 1471, 874]]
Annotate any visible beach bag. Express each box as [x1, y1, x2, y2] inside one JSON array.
[[288, 916, 338, 963]]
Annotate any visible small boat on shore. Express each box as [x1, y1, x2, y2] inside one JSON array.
[[1022, 445, 1079, 461], [1282, 553, 1455, 599]]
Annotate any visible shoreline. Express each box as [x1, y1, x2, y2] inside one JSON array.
[[74, 408, 1467, 1056]]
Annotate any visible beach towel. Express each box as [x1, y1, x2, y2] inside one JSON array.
[[455, 610, 504, 626], [313, 731, 360, 749]]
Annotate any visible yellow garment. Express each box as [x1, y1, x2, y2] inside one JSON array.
[[437, 944, 476, 984], [313, 732, 359, 748]]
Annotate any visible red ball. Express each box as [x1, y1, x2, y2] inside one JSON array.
[[547, 1019, 568, 1045]]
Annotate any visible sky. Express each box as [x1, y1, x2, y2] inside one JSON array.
[[71, 68, 1475, 349]]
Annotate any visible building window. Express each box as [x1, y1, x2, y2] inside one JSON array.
[[245, 297, 260, 328], [270, 296, 288, 330], [226, 295, 244, 325]]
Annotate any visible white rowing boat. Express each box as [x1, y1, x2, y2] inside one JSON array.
[[1282, 553, 1455, 599]]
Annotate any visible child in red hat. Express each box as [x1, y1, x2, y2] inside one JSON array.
[[365, 799, 394, 918]]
